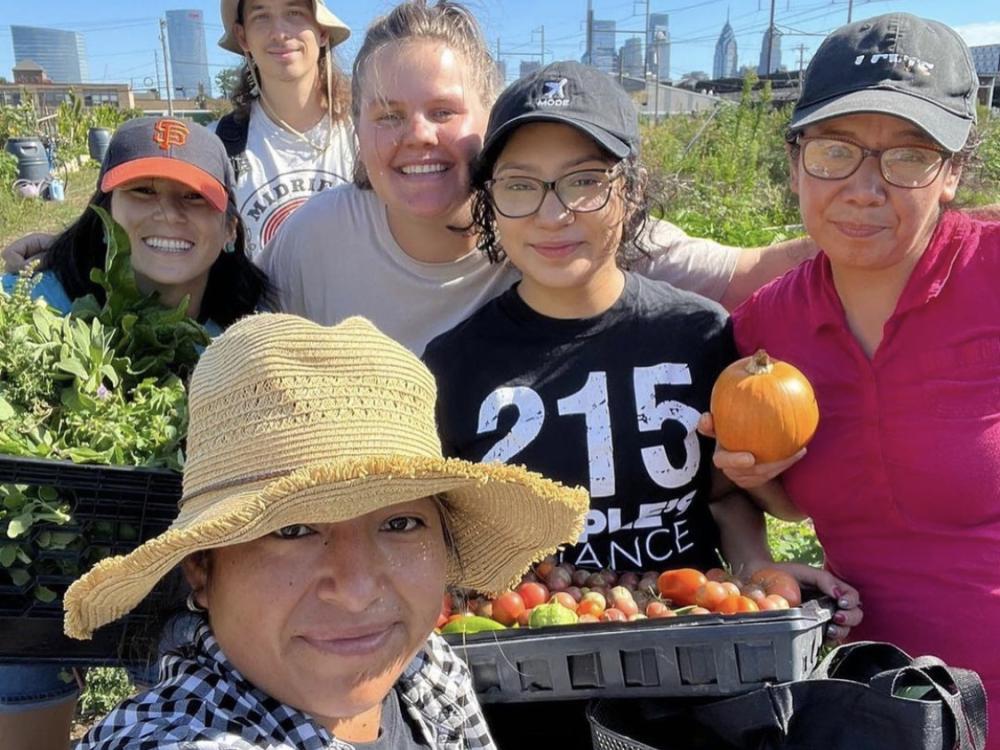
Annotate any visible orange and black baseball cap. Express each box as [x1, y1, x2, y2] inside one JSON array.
[[99, 117, 234, 212]]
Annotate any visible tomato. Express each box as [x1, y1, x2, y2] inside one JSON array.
[[577, 598, 605, 618], [517, 582, 550, 609], [549, 591, 578, 611], [657, 568, 707, 606], [600, 608, 628, 622], [749, 568, 802, 607], [720, 581, 742, 597], [578, 613, 600, 623], [476, 600, 493, 619], [741, 583, 768, 605], [763, 594, 791, 610], [435, 592, 453, 628], [694, 581, 728, 611], [492, 592, 526, 626], [534, 555, 556, 580], [688, 606, 712, 615], [611, 592, 639, 618], [705, 567, 730, 582], [545, 567, 573, 592], [618, 571, 641, 590], [646, 601, 674, 618], [716, 594, 760, 614], [516, 608, 532, 627]]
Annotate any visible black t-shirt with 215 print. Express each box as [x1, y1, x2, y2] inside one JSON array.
[[423, 272, 737, 573]]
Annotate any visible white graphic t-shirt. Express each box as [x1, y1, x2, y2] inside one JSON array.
[[227, 101, 355, 260]]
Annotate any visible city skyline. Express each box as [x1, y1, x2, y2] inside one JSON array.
[[1, 1, 998, 92], [10, 24, 88, 84]]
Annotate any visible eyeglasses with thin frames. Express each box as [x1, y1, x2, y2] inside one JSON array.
[[485, 165, 623, 219], [796, 135, 953, 189]]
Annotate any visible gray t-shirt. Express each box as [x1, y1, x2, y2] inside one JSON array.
[[353, 688, 429, 750], [262, 184, 739, 354]]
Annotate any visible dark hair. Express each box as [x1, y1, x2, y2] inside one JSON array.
[[47, 188, 271, 327], [350, 0, 501, 189], [229, 1, 351, 125], [471, 146, 657, 269]]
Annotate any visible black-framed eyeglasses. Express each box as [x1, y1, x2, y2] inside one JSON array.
[[796, 136, 952, 189], [485, 166, 622, 219]]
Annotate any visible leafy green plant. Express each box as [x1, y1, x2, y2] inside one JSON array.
[[0, 208, 209, 597], [767, 516, 824, 567]]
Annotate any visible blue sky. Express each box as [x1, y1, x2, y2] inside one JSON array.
[[1, 0, 997, 90]]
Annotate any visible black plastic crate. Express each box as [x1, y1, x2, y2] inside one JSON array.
[[444, 598, 832, 703], [0, 454, 182, 663]]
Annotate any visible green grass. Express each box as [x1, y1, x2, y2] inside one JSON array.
[[0, 163, 99, 250]]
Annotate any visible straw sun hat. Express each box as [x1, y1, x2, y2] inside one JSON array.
[[64, 314, 588, 640]]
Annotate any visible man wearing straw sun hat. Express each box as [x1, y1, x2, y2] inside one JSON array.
[[66, 313, 588, 750]]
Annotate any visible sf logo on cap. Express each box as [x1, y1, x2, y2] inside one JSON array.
[[536, 78, 570, 107], [153, 119, 190, 150]]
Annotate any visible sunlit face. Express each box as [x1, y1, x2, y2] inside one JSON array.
[[235, 0, 326, 87], [183, 498, 449, 728], [491, 123, 627, 311], [110, 178, 231, 313], [356, 41, 489, 228], [790, 113, 962, 274]]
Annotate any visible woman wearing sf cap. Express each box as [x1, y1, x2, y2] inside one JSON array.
[[0, 116, 269, 750], [65, 313, 588, 750], [705, 14, 1000, 742]]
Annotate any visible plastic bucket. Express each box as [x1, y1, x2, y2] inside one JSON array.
[[4, 137, 50, 182], [87, 127, 112, 164]]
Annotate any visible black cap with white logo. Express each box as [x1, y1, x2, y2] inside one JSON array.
[[479, 60, 640, 174], [789, 13, 977, 152]]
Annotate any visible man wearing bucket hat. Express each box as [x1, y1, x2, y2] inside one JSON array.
[[213, 0, 356, 258], [66, 313, 588, 750], [707, 14, 1000, 744]]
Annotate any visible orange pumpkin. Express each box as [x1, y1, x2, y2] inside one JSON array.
[[710, 350, 819, 463]]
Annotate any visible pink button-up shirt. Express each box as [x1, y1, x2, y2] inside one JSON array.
[[733, 211, 1000, 740]]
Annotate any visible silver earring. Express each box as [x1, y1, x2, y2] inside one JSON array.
[[186, 592, 207, 613], [244, 53, 261, 97]]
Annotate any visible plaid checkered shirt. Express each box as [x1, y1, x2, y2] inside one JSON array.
[[75, 621, 496, 750]]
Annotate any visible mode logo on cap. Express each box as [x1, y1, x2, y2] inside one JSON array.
[[152, 119, 190, 151], [537, 78, 570, 108], [853, 52, 934, 76]]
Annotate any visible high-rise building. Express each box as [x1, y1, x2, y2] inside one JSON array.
[[758, 25, 782, 75], [971, 44, 1000, 75], [11, 25, 88, 83], [519, 60, 542, 78], [713, 17, 738, 78], [496, 59, 508, 85], [622, 37, 643, 78], [166, 9, 212, 98], [647, 13, 670, 80], [591, 19, 617, 74]]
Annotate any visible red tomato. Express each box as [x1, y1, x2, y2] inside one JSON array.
[[516, 608, 532, 627], [763, 594, 791, 610], [646, 601, 675, 618], [716, 595, 760, 614], [534, 556, 556, 580], [549, 591, 578, 611], [517, 582, 550, 609], [600, 608, 627, 622], [578, 613, 600, 623], [741, 583, 768, 605], [577, 598, 605, 618], [720, 581, 742, 597], [749, 568, 802, 607], [492, 592, 526, 626], [657, 568, 707, 606], [694, 581, 728, 611], [705, 567, 730, 582]]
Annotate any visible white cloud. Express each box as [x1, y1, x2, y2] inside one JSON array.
[[954, 22, 1000, 48]]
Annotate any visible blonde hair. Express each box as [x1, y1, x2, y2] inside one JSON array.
[[350, 0, 502, 188]]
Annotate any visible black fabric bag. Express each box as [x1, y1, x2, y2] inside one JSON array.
[[589, 642, 988, 750]]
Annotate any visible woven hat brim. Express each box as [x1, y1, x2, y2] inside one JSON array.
[[63, 455, 588, 640]]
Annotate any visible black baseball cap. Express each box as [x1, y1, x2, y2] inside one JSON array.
[[479, 60, 640, 174], [789, 13, 977, 152], [99, 117, 234, 212]]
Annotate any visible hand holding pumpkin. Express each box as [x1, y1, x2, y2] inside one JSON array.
[[699, 412, 806, 490]]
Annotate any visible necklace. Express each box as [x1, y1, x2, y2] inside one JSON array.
[[258, 94, 332, 155]]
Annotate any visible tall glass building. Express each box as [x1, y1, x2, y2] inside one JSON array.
[[647, 13, 670, 81], [713, 18, 738, 79], [758, 25, 782, 75], [11, 25, 88, 83], [166, 9, 212, 98], [592, 20, 617, 74]]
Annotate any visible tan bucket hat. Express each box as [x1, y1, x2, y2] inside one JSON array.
[[217, 0, 351, 54], [64, 314, 588, 640]]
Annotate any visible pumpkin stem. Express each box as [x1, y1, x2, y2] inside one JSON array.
[[745, 349, 774, 375]]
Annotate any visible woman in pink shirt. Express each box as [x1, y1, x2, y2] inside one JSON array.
[[705, 13, 1000, 745]]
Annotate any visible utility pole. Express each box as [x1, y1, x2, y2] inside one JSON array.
[[539, 26, 545, 67], [764, 0, 776, 78], [585, 0, 593, 65], [154, 49, 162, 97], [794, 44, 808, 93], [640, 0, 651, 79], [847, 0, 854, 23], [159, 18, 174, 116]]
